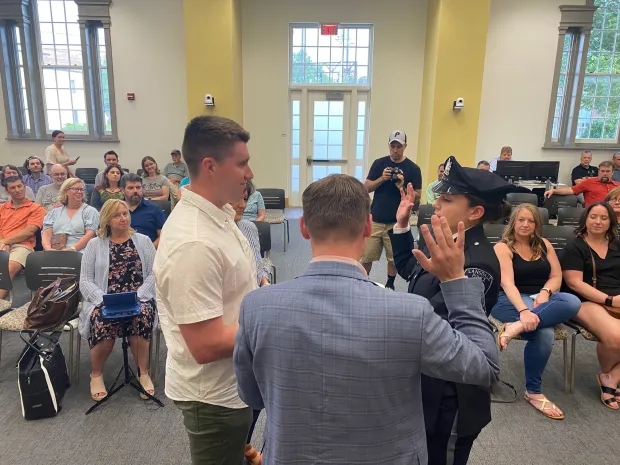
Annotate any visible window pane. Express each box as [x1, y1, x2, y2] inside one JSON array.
[[292, 144, 299, 159], [327, 130, 342, 145], [292, 115, 300, 130], [67, 23, 80, 45], [290, 25, 373, 85], [314, 115, 328, 130], [57, 89, 72, 108], [38, 1, 52, 22], [314, 130, 328, 145], [45, 89, 59, 109], [292, 100, 300, 114], [355, 166, 363, 181], [47, 110, 61, 129], [327, 145, 342, 159], [50, 1, 66, 22], [40, 23, 54, 44], [53, 23, 68, 44], [356, 145, 364, 160], [64, 0, 78, 22]]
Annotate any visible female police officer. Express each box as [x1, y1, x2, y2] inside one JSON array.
[[389, 156, 529, 465]]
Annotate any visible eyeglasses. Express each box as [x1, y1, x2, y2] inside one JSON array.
[[69, 188, 85, 192]]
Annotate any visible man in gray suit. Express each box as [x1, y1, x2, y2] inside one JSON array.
[[234, 174, 500, 465]]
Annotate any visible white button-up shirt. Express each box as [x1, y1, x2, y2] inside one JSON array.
[[154, 188, 257, 408]]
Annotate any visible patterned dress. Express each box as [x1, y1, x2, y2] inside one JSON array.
[[88, 239, 156, 348]]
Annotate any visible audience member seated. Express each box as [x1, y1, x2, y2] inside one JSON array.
[[94, 150, 119, 186], [492, 204, 581, 420], [79, 199, 157, 401], [425, 163, 444, 204], [490, 145, 512, 172], [90, 164, 124, 210], [0, 176, 45, 301], [232, 188, 269, 287], [241, 179, 265, 221], [36, 164, 68, 211], [41, 178, 99, 252], [605, 187, 620, 240], [44, 130, 77, 176], [22, 156, 51, 195], [560, 202, 620, 409], [612, 152, 620, 182], [545, 161, 618, 207], [477, 160, 491, 171], [121, 173, 166, 248], [140, 156, 170, 201], [571, 150, 598, 186], [0, 165, 35, 203], [163, 149, 188, 186]]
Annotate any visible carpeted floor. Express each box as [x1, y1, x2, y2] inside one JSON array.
[[0, 208, 617, 465]]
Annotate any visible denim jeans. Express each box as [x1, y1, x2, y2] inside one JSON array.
[[491, 291, 581, 393]]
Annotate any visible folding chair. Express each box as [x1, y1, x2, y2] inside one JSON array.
[[542, 225, 574, 253], [483, 223, 506, 245], [252, 220, 277, 283], [75, 168, 99, 185], [506, 192, 539, 207], [258, 188, 289, 251], [0, 251, 13, 317], [0, 251, 82, 384], [557, 207, 582, 227], [151, 199, 171, 217], [564, 320, 599, 394], [544, 194, 579, 218]]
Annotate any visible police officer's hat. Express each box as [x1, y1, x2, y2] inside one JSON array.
[[432, 156, 530, 203]]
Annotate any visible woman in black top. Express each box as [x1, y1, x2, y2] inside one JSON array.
[[492, 205, 581, 420], [561, 202, 620, 409]]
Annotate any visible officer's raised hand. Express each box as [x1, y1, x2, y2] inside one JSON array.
[[412, 215, 466, 282], [396, 183, 416, 228]]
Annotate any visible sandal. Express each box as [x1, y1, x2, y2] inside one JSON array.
[[139, 374, 155, 400], [524, 392, 564, 420], [596, 374, 619, 410], [496, 323, 518, 351], [245, 444, 262, 465], [90, 374, 107, 401]]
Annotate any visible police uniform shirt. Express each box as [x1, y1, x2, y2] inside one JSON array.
[[366, 156, 422, 224]]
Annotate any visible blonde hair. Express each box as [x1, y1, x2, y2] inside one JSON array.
[[57, 178, 84, 205], [97, 199, 135, 238], [606, 186, 620, 202], [501, 204, 546, 260]]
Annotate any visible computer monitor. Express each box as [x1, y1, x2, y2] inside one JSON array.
[[495, 161, 530, 181], [530, 161, 560, 183]]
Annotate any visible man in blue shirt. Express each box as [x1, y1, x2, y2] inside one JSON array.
[[22, 156, 52, 195], [121, 173, 167, 248]]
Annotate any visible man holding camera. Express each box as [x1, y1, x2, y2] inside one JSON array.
[[362, 130, 422, 289]]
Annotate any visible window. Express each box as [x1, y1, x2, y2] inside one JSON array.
[[546, 0, 620, 148], [0, 0, 117, 140], [291, 99, 300, 192], [290, 24, 373, 85]]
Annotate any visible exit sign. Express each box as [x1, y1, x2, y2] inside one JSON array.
[[321, 24, 339, 35]]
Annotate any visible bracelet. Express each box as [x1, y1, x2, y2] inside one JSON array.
[[518, 308, 529, 313], [541, 288, 552, 296], [605, 296, 613, 307]]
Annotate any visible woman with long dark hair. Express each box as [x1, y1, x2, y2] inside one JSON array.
[[492, 204, 580, 419], [90, 164, 124, 210], [561, 202, 620, 409]]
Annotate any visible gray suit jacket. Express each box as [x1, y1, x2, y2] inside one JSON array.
[[234, 261, 500, 465]]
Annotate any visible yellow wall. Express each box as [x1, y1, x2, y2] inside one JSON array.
[[418, 0, 490, 194], [183, 0, 243, 121]]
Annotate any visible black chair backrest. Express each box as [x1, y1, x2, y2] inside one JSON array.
[[25, 251, 82, 291], [75, 168, 99, 185], [258, 188, 285, 210], [557, 207, 582, 227], [542, 225, 575, 253], [418, 204, 434, 226], [85, 183, 95, 202], [483, 224, 505, 245], [544, 194, 579, 217], [506, 192, 539, 207], [0, 250, 13, 292], [251, 220, 272, 256], [151, 199, 171, 217], [137, 169, 144, 177], [509, 206, 549, 225], [17, 166, 27, 175], [122, 168, 130, 173]]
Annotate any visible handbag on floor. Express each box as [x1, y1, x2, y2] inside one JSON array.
[[25, 277, 80, 331], [17, 330, 70, 420]]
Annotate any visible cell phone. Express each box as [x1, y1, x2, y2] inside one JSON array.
[[530, 293, 539, 300], [75, 156, 80, 161]]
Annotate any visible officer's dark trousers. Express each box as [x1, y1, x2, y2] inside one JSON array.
[[426, 394, 480, 465]]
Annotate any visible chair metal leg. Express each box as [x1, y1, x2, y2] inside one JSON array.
[[67, 327, 74, 385], [570, 331, 578, 394], [0, 330, 3, 366], [285, 219, 290, 243], [283, 223, 286, 252], [562, 339, 569, 393], [75, 334, 81, 385], [273, 266, 277, 284]]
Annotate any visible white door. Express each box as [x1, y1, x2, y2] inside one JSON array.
[[289, 90, 369, 205]]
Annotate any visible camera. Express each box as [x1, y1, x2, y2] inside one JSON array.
[[390, 167, 404, 182]]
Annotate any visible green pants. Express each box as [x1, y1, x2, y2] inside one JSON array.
[[174, 401, 252, 465]]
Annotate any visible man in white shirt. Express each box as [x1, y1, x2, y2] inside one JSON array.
[[154, 115, 256, 465]]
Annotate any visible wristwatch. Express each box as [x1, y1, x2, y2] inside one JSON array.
[[69, 246, 76, 251], [605, 296, 613, 307]]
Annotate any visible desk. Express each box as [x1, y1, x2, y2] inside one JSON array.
[[518, 181, 566, 190]]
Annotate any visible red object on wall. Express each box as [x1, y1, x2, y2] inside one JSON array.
[[321, 24, 338, 36], [127, 93, 135, 100]]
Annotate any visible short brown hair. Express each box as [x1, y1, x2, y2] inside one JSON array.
[[181, 116, 250, 176], [302, 174, 370, 243], [599, 160, 614, 169], [500, 146, 512, 155]]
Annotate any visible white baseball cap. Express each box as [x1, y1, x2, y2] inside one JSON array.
[[388, 130, 407, 145]]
